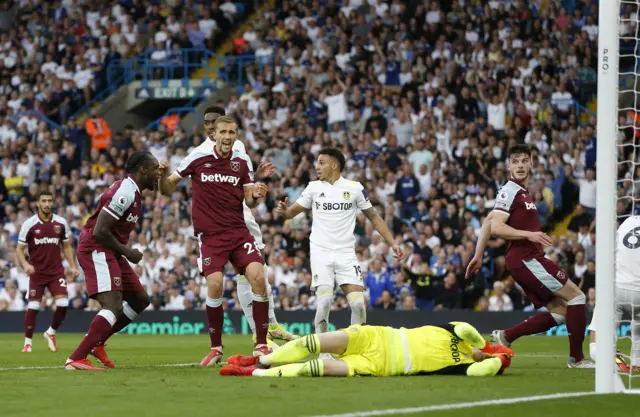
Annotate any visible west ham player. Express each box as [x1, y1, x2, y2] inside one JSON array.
[[158, 116, 272, 365], [65, 151, 159, 371], [466, 144, 593, 368], [159, 106, 297, 347], [277, 148, 404, 348], [587, 216, 640, 372], [16, 191, 78, 353]]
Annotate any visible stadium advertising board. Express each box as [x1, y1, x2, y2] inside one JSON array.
[[0, 311, 625, 336]]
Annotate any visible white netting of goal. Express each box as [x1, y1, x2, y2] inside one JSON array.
[[611, 0, 640, 389]]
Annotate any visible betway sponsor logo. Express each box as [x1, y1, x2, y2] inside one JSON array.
[[201, 173, 240, 186], [34, 237, 59, 245], [126, 213, 139, 223]]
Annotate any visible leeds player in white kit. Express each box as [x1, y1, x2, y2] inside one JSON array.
[[588, 215, 640, 371], [158, 106, 298, 347], [277, 148, 404, 336]]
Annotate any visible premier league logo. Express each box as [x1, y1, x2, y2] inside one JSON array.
[[230, 161, 240, 172], [54, 225, 62, 234], [113, 277, 122, 286]]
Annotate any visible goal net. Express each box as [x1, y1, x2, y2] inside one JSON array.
[[597, 0, 640, 393]]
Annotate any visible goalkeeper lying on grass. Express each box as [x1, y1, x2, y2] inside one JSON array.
[[220, 322, 514, 377]]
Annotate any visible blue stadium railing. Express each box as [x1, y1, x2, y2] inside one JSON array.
[[145, 94, 204, 131], [69, 48, 274, 122], [12, 110, 64, 133]]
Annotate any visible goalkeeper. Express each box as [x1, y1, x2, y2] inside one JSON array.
[[220, 322, 513, 377]]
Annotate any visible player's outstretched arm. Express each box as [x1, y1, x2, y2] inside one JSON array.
[[93, 211, 142, 263], [490, 211, 553, 246], [362, 207, 404, 260], [276, 197, 307, 220]]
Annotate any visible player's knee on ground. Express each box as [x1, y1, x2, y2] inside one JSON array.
[[206, 273, 224, 298], [244, 262, 266, 294], [314, 286, 333, 333]]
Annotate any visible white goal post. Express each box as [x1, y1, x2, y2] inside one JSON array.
[[596, 0, 640, 394], [595, 0, 619, 394]]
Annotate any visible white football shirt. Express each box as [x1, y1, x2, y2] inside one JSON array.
[[296, 177, 372, 251], [616, 216, 640, 291]]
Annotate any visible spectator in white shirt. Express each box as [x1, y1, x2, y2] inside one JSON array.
[[165, 286, 186, 310], [478, 80, 509, 136], [488, 281, 514, 312], [0, 282, 25, 311], [577, 168, 597, 217], [551, 82, 573, 120]]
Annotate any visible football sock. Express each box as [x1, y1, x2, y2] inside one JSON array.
[[260, 335, 321, 366], [24, 301, 40, 339], [589, 342, 597, 362], [314, 286, 333, 333], [108, 302, 139, 338], [566, 295, 587, 362], [347, 292, 366, 325], [253, 360, 324, 377], [69, 310, 116, 361], [206, 297, 224, 347], [504, 312, 564, 343], [236, 275, 256, 334], [50, 298, 69, 332], [450, 322, 487, 349], [252, 292, 269, 345]]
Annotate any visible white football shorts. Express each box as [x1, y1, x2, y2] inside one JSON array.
[[310, 244, 363, 290], [588, 287, 640, 332]]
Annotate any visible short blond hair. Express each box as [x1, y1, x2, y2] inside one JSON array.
[[213, 115, 239, 131]]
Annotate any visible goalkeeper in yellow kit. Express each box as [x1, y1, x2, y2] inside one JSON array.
[[220, 322, 514, 377]]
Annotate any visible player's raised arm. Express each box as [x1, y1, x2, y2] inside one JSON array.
[[157, 160, 183, 196], [276, 197, 307, 219]]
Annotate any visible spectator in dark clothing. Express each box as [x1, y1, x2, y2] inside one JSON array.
[[455, 87, 479, 122], [374, 289, 396, 310], [434, 272, 461, 310], [567, 204, 593, 233], [395, 163, 421, 219]]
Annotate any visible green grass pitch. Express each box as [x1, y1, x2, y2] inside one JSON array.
[[0, 334, 638, 417]]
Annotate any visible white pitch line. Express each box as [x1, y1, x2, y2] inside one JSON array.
[[0, 362, 200, 371], [304, 392, 599, 417]]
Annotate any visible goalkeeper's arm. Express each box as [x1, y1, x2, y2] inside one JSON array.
[[448, 321, 510, 377]]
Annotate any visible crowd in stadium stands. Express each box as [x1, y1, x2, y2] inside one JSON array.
[[0, 0, 607, 316], [0, 0, 244, 127]]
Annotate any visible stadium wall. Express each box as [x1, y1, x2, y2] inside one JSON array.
[[0, 311, 630, 337]]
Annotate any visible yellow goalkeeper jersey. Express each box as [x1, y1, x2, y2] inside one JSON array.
[[403, 325, 476, 375]]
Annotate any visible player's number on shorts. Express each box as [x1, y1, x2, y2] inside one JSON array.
[[353, 265, 362, 279], [244, 241, 260, 255], [58, 278, 67, 288]]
